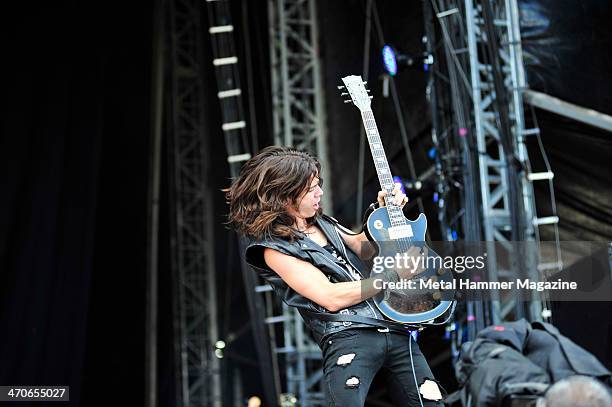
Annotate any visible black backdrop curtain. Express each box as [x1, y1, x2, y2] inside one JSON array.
[[1, 2, 152, 405], [520, 0, 612, 240]]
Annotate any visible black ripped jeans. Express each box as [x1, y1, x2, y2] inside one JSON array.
[[321, 328, 445, 406]]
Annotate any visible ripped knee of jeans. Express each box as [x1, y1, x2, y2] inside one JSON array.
[[345, 376, 360, 389], [336, 353, 356, 367], [419, 378, 444, 401]]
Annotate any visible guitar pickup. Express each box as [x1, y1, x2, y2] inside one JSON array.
[[388, 225, 414, 240]]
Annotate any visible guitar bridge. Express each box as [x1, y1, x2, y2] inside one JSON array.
[[388, 224, 414, 240]]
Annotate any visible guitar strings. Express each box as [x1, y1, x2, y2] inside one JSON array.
[[362, 109, 413, 255]]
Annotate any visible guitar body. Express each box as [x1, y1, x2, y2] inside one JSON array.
[[366, 207, 428, 244], [366, 208, 455, 324]]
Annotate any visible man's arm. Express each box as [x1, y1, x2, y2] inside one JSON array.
[[264, 247, 380, 312], [339, 183, 408, 259]]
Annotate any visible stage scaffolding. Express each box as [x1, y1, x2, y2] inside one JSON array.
[[426, 0, 562, 337], [205, 0, 253, 178], [166, 0, 221, 405], [269, 0, 331, 210], [263, 0, 330, 405], [204, 0, 282, 405]]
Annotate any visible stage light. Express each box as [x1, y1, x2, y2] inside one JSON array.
[[423, 54, 434, 71], [280, 394, 298, 406], [382, 44, 431, 76], [392, 175, 407, 195], [214, 340, 225, 358], [382, 45, 398, 76], [444, 323, 457, 340], [404, 180, 423, 191], [247, 396, 262, 407]]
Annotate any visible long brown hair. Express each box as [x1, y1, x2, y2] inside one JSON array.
[[224, 146, 323, 240]]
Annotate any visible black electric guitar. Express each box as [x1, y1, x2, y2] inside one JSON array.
[[340, 75, 454, 324]]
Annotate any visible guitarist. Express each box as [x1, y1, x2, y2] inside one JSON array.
[[226, 146, 445, 406]]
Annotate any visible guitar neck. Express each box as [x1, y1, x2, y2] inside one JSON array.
[[360, 109, 405, 220], [361, 109, 396, 192]]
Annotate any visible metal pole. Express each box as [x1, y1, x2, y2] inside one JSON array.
[[524, 90, 612, 133], [145, 0, 164, 405]]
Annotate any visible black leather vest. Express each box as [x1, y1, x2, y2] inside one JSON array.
[[244, 215, 385, 346]]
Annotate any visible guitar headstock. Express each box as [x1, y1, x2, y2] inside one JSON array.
[[339, 75, 372, 112]]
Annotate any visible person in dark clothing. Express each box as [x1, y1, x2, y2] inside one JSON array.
[[451, 319, 612, 406], [225, 146, 444, 406]]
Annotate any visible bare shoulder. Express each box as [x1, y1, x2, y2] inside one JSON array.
[[262, 247, 335, 310], [263, 247, 312, 273], [263, 247, 298, 267]]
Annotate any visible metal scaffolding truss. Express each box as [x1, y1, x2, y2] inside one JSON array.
[[464, 0, 561, 323], [252, 283, 325, 406], [273, 305, 325, 406], [167, 0, 221, 405], [205, 0, 252, 178], [205, 1, 276, 405], [266, 0, 328, 405], [428, 0, 562, 329], [269, 0, 331, 210]]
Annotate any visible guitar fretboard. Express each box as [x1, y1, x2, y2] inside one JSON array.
[[360, 109, 406, 227]]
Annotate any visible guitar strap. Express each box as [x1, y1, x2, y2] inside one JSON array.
[[320, 214, 361, 236], [320, 203, 377, 236]]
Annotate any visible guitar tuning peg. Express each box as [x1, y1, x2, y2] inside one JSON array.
[[366, 89, 371, 93], [362, 81, 367, 84], [337, 85, 345, 89], [343, 100, 353, 104], [341, 92, 348, 96], [369, 96, 373, 99]]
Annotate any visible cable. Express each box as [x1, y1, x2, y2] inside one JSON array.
[[424, 300, 457, 326], [354, 0, 373, 226], [409, 332, 425, 407]]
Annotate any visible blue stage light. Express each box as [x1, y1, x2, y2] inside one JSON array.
[[392, 176, 406, 195], [382, 45, 397, 76]]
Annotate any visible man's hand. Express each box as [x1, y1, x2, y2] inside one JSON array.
[[395, 246, 428, 280], [377, 183, 408, 208]]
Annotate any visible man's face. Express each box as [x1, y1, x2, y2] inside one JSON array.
[[293, 175, 323, 219]]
